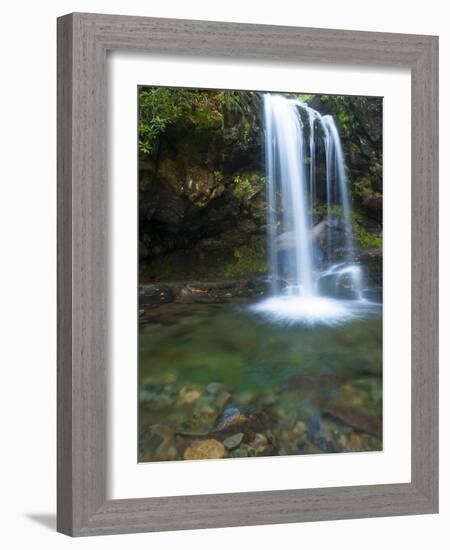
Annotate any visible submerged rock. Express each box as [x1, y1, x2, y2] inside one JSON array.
[[139, 285, 174, 305], [206, 382, 227, 395], [250, 433, 268, 454], [215, 407, 247, 431], [346, 433, 365, 452], [292, 421, 307, 437], [223, 433, 244, 450], [324, 403, 382, 438], [215, 391, 232, 409], [140, 424, 175, 456], [261, 391, 277, 406], [183, 439, 225, 460], [182, 390, 202, 405], [229, 444, 257, 458]]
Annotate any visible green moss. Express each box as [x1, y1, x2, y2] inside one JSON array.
[[312, 204, 343, 220], [242, 119, 251, 144], [352, 177, 381, 201], [351, 211, 382, 249], [224, 239, 268, 278], [213, 170, 224, 185], [232, 173, 264, 202], [354, 224, 382, 248], [141, 249, 236, 282], [297, 93, 315, 103], [138, 88, 225, 156]]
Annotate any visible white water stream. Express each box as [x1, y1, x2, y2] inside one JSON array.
[[253, 94, 372, 325]]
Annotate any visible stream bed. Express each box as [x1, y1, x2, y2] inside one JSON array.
[[139, 298, 382, 462]]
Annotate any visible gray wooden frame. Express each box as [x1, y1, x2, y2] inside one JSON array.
[[57, 12, 439, 537]]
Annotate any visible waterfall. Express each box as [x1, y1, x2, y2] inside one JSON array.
[[253, 93, 366, 325], [264, 95, 315, 297], [321, 115, 355, 263]]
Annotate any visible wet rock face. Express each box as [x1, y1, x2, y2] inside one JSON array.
[[158, 157, 226, 208], [139, 91, 383, 281], [309, 95, 383, 223], [139, 89, 266, 280], [139, 285, 175, 305]]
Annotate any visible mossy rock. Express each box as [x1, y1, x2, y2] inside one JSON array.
[[224, 236, 268, 278]]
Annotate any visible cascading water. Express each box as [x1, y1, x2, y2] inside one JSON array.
[[263, 94, 315, 298], [252, 94, 370, 325]]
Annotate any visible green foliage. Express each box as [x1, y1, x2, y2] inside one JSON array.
[[213, 170, 224, 185], [297, 93, 315, 103], [138, 88, 181, 154], [304, 94, 381, 136], [354, 224, 382, 248], [232, 175, 252, 200], [232, 174, 264, 202], [352, 211, 382, 248], [216, 91, 258, 123], [138, 87, 259, 157], [138, 88, 223, 155]]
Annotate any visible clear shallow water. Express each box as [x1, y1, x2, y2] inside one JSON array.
[[140, 302, 382, 388], [139, 300, 382, 461]]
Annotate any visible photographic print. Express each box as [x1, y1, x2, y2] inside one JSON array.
[[138, 87, 383, 462]]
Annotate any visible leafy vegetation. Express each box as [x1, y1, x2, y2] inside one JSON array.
[[138, 88, 224, 155], [138, 88, 259, 156], [232, 173, 265, 202], [352, 212, 383, 248]]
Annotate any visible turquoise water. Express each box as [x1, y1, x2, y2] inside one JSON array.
[[138, 300, 382, 461]]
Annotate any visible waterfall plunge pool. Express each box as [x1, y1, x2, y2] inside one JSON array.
[[250, 295, 380, 327], [139, 298, 382, 461]]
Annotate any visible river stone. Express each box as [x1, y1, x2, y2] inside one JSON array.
[[139, 285, 174, 305], [229, 444, 256, 459], [206, 382, 227, 395], [223, 433, 244, 451], [216, 407, 247, 431], [341, 384, 358, 400], [199, 404, 216, 416], [235, 390, 254, 405], [182, 390, 201, 405], [292, 420, 307, 437], [149, 393, 174, 410], [215, 391, 232, 408], [162, 372, 177, 383], [250, 433, 268, 453], [140, 424, 175, 455], [346, 433, 365, 452], [324, 403, 382, 438], [261, 391, 277, 406], [183, 439, 225, 461]]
